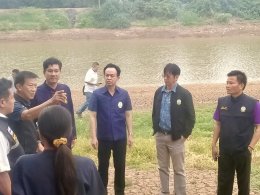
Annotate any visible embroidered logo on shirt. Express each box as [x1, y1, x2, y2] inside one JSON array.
[[241, 106, 246, 112], [8, 127, 18, 142], [220, 106, 228, 110], [177, 99, 181, 105], [118, 101, 123, 108]]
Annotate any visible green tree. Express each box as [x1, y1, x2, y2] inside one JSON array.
[[187, 0, 220, 17]]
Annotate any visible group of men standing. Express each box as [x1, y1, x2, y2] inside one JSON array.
[[0, 59, 260, 195]]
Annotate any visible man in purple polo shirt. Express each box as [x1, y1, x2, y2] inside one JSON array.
[[212, 70, 260, 195], [88, 63, 133, 195], [31, 57, 77, 148]]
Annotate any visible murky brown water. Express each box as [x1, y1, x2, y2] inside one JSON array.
[[0, 36, 259, 90]]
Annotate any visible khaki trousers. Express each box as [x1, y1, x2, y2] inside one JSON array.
[[155, 132, 186, 195]]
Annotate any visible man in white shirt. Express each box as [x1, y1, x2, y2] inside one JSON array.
[[76, 62, 101, 118], [0, 78, 24, 195]]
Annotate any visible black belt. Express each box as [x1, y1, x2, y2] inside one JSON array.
[[158, 128, 171, 135]]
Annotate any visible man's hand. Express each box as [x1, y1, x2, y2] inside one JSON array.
[[0, 172, 11, 195], [212, 145, 219, 161], [91, 137, 98, 149], [96, 82, 102, 86], [71, 138, 77, 148], [36, 142, 44, 153], [248, 145, 254, 153], [51, 90, 67, 104], [181, 136, 187, 141], [128, 134, 133, 148]]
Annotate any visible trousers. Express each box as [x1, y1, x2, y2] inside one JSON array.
[[98, 139, 127, 195], [155, 132, 186, 195]]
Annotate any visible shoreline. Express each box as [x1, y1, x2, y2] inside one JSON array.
[[0, 22, 260, 41], [72, 82, 260, 111]]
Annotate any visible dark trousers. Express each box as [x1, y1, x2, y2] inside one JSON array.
[[217, 150, 251, 195], [98, 139, 127, 195]]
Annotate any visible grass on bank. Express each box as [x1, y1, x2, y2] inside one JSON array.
[[73, 105, 260, 191], [0, 8, 70, 31], [0, 7, 258, 31]]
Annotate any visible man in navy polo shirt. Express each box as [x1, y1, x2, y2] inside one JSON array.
[[212, 70, 260, 195], [8, 71, 67, 154], [31, 57, 77, 148], [88, 63, 133, 195]]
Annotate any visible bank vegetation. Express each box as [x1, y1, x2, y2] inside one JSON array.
[[0, 0, 259, 30]]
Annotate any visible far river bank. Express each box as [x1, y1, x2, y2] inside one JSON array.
[[0, 21, 260, 41], [72, 83, 260, 111]]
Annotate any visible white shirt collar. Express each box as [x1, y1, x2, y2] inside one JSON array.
[[0, 113, 7, 118]]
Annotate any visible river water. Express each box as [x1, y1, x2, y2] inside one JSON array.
[[0, 35, 259, 90]]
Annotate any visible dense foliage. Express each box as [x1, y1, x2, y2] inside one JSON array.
[[77, 0, 260, 28], [0, 0, 259, 20], [0, 0, 99, 8], [0, 0, 259, 29]]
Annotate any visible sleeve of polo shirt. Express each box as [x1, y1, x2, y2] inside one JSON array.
[[254, 101, 260, 124], [9, 102, 26, 122], [88, 92, 97, 112], [125, 92, 132, 111], [0, 132, 10, 172], [213, 106, 220, 121], [30, 92, 39, 108]]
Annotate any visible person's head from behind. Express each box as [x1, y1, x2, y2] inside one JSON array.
[[38, 105, 71, 148], [163, 63, 181, 89], [0, 78, 14, 115], [38, 105, 77, 195], [11, 69, 19, 79], [43, 57, 62, 86], [103, 63, 121, 87], [226, 70, 247, 97], [92, 62, 99, 72], [14, 71, 38, 101]]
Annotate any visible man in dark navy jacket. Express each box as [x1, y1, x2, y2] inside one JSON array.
[[8, 71, 67, 154], [212, 70, 260, 195], [152, 63, 195, 195], [0, 78, 24, 195]]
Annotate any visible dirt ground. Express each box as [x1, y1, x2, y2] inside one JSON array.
[[107, 167, 259, 195], [72, 82, 260, 111], [0, 21, 260, 41]]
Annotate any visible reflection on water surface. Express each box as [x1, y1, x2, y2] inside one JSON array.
[[0, 36, 259, 89]]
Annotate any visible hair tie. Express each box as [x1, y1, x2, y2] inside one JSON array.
[[53, 137, 67, 148]]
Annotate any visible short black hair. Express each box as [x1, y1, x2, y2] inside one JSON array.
[[0, 78, 12, 99], [43, 57, 62, 73], [92, 62, 99, 66], [14, 71, 38, 87], [103, 63, 121, 76], [12, 69, 19, 74], [164, 63, 181, 76], [227, 70, 247, 90]]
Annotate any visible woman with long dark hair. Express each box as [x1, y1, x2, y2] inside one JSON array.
[[12, 105, 105, 195]]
